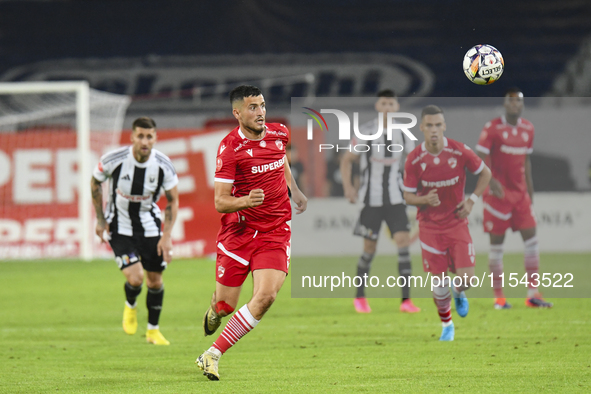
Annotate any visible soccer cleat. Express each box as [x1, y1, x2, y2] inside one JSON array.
[[146, 329, 170, 345], [494, 298, 512, 310], [400, 299, 421, 313], [354, 298, 371, 313], [525, 295, 553, 308], [203, 306, 222, 337], [196, 350, 220, 381], [451, 287, 469, 318], [122, 304, 138, 335], [439, 323, 455, 341]]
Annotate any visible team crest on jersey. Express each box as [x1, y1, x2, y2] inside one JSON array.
[[522, 132, 529, 142], [217, 265, 225, 278], [259, 140, 266, 148], [275, 140, 283, 150], [448, 157, 457, 169], [247, 149, 253, 157], [512, 128, 517, 136], [433, 157, 440, 165], [98, 161, 104, 172], [503, 131, 508, 139], [420, 163, 427, 171], [219, 144, 226, 154], [485, 221, 494, 232], [216, 157, 223, 171]]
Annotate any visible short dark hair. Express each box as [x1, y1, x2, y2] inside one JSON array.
[[132, 117, 156, 130], [421, 105, 444, 119], [229, 85, 263, 104], [377, 89, 396, 98], [505, 87, 523, 96]]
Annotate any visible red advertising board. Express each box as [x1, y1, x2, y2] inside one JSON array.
[[0, 128, 227, 259]]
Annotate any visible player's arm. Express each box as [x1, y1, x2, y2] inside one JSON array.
[[90, 176, 108, 243], [476, 143, 504, 199], [456, 163, 492, 219], [340, 151, 360, 203], [157, 186, 179, 263], [214, 182, 264, 213], [525, 154, 534, 203], [284, 157, 308, 214], [403, 189, 441, 207]]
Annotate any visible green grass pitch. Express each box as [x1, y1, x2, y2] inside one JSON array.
[[1, 254, 590, 393]]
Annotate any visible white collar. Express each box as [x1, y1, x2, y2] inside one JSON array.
[[238, 126, 266, 141], [421, 136, 448, 152]]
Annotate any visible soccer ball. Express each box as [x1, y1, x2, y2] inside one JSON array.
[[463, 44, 504, 85]]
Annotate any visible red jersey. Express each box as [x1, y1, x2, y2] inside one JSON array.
[[214, 123, 291, 232], [476, 116, 534, 195], [403, 137, 485, 231]]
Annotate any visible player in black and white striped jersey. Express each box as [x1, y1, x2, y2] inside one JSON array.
[[91, 117, 179, 345], [340, 90, 420, 314]]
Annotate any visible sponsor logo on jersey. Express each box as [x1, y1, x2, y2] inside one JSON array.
[[149, 175, 156, 183], [420, 163, 427, 171], [246, 149, 253, 157], [500, 145, 529, 155], [219, 144, 226, 154], [251, 157, 285, 174], [121, 174, 131, 181], [116, 188, 151, 202], [421, 175, 460, 188], [98, 161, 104, 172]]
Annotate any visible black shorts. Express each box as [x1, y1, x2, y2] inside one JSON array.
[[353, 204, 410, 241], [109, 233, 166, 272]]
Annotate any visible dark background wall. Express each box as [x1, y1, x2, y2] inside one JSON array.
[[1, 0, 590, 97]]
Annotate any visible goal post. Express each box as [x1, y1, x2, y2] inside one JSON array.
[[0, 81, 131, 261]]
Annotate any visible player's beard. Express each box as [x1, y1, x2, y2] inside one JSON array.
[[134, 146, 151, 162], [246, 119, 265, 136]]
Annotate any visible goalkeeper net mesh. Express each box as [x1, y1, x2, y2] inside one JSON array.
[[0, 87, 131, 259]]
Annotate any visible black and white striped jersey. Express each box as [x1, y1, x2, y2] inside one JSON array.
[[92, 146, 178, 238], [353, 118, 415, 207]]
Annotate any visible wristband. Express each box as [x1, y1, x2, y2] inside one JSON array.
[[469, 193, 479, 203]]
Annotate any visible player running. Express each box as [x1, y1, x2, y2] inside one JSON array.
[[341, 89, 420, 313], [91, 117, 179, 345], [196, 85, 307, 380], [403, 105, 491, 341], [476, 88, 553, 309]]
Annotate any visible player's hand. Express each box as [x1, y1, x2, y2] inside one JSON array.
[[291, 188, 308, 214], [455, 199, 474, 219], [95, 217, 108, 243], [343, 186, 357, 204], [157, 234, 174, 264], [424, 189, 441, 206], [247, 189, 265, 208], [489, 178, 505, 198]]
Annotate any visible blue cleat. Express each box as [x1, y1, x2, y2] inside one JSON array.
[[439, 323, 455, 341], [452, 287, 469, 317]]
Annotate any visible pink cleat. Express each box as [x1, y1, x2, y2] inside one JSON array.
[[399, 299, 421, 313], [354, 297, 371, 313]]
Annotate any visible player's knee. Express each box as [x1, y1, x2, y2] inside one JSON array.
[[128, 276, 143, 287], [215, 301, 235, 317]]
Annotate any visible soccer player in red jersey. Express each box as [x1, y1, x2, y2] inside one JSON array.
[[403, 105, 491, 341], [196, 85, 307, 380], [476, 88, 553, 309]]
